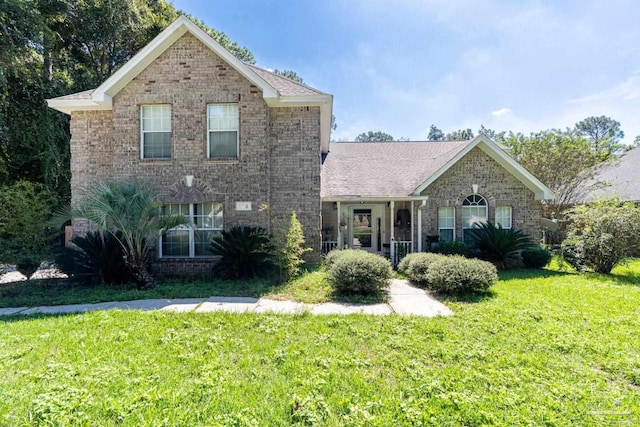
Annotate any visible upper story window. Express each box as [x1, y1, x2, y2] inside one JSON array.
[[140, 104, 171, 159], [438, 207, 455, 241], [207, 104, 239, 159], [495, 206, 512, 229], [462, 194, 488, 245]]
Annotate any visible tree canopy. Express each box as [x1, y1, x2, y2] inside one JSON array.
[[354, 131, 395, 142]]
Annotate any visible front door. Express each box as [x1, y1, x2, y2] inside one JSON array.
[[351, 206, 380, 253]]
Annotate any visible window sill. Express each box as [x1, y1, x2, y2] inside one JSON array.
[[206, 158, 240, 164], [140, 158, 172, 163]]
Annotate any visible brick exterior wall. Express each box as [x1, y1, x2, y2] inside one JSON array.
[[419, 147, 542, 245], [69, 33, 321, 275]]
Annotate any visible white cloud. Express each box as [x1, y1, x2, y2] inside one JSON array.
[[492, 108, 512, 117]]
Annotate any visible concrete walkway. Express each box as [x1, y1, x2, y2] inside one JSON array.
[[0, 279, 452, 318]]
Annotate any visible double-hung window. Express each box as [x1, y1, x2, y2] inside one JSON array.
[[438, 207, 455, 241], [495, 206, 512, 229], [462, 194, 488, 245], [140, 105, 171, 159], [160, 202, 223, 257], [207, 104, 239, 159]]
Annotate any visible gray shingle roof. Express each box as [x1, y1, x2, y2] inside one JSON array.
[[53, 89, 93, 100], [321, 141, 472, 198], [584, 147, 640, 202], [246, 64, 328, 97]]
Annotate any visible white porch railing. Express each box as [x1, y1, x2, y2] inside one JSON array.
[[392, 241, 413, 266], [321, 240, 338, 254]]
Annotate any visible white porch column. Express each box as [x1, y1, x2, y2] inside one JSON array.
[[410, 200, 414, 253], [336, 201, 342, 249], [389, 200, 395, 262], [417, 199, 426, 252]]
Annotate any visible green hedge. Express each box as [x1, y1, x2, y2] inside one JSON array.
[[521, 246, 552, 269], [400, 253, 447, 286], [426, 256, 498, 294], [326, 250, 392, 295]]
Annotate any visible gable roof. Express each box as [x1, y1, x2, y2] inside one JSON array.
[[47, 16, 333, 152], [583, 147, 640, 202], [321, 134, 555, 200]]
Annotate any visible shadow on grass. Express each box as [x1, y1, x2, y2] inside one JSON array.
[[432, 289, 497, 304], [328, 290, 387, 305], [588, 271, 640, 287], [498, 268, 574, 281]]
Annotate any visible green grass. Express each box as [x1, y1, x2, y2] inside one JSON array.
[[1, 261, 639, 425], [0, 269, 385, 308]]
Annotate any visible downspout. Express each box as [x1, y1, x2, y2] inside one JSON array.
[[417, 199, 426, 252]]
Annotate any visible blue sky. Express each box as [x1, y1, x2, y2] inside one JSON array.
[[171, 0, 640, 143]]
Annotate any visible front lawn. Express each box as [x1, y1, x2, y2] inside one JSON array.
[[1, 261, 639, 425]]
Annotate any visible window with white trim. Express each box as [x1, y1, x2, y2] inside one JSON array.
[[160, 202, 223, 257], [438, 207, 455, 241], [462, 194, 488, 245], [140, 105, 171, 159], [207, 104, 239, 159], [495, 206, 512, 229]]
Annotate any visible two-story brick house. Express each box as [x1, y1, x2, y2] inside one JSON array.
[[48, 16, 554, 273]]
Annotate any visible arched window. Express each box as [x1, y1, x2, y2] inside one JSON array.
[[462, 194, 487, 245]]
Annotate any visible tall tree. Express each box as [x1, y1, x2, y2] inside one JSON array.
[[354, 131, 394, 142], [273, 69, 303, 83], [427, 124, 445, 141], [446, 128, 474, 141], [575, 116, 624, 159], [503, 129, 600, 219]]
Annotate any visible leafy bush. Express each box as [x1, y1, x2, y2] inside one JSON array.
[[521, 246, 552, 269], [322, 249, 350, 269], [401, 253, 447, 286], [561, 198, 640, 274], [208, 226, 275, 279], [326, 251, 392, 295], [55, 231, 129, 285], [426, 256, 498, 294], [468, 222, 534, 269], [275, 211, 312, 281], [0, 181, 57, 276], [397, 252, 425, 274], [438, 240, 471, 257]]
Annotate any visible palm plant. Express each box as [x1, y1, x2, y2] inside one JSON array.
[[468, 221, 534, 269], [208, 226, 275, 279], [71, 181, 189, 288]]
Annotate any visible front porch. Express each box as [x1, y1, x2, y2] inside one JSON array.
[[320, 198, 432, 265]]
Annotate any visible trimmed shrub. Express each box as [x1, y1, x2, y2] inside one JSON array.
[[438, 240, 471, 257], [322, 248, 351, 269], [208, 226, 275, 279], [327, 251, 392, 295], [426, 256, 498, 294], [521, 246, 552, 269], [397, 252, 429, 274], [55, 231, 129, 285], [403, 253, 447, 286], [468, 222, 534, 269]]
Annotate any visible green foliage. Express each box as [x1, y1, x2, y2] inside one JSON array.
[[427, 124, 445, 141], [275, 211, 312, 281], [209, 226, 275, 279], [70, 181, 188, 288], [322, 249, 348, 270], [326, 251, 392, 295], [273, 69, 304, 83], [575, 115, 625, 159], [426, 256, 498, 294], [399, 252, 447, 286], [354, 131, 394, 142], [438, 240, 471, 257], [561, 198, 640, 273], [55, 231, 129, 285], [0, 181, 57, 275], [521, 246, 553, 269], [446, 128, 474, 141], [469, 222, 534, 269]]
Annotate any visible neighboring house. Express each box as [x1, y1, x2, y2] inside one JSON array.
[[48, 16, 555, 273], [582, 147, 640, 203]]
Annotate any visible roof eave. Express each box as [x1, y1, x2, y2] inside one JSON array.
[[46, 98, 112, 115], [412, 134, 556, 200], [91, 16, 279, 103]]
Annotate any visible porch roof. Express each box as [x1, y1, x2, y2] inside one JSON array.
[[321, 140, 471, 198]]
